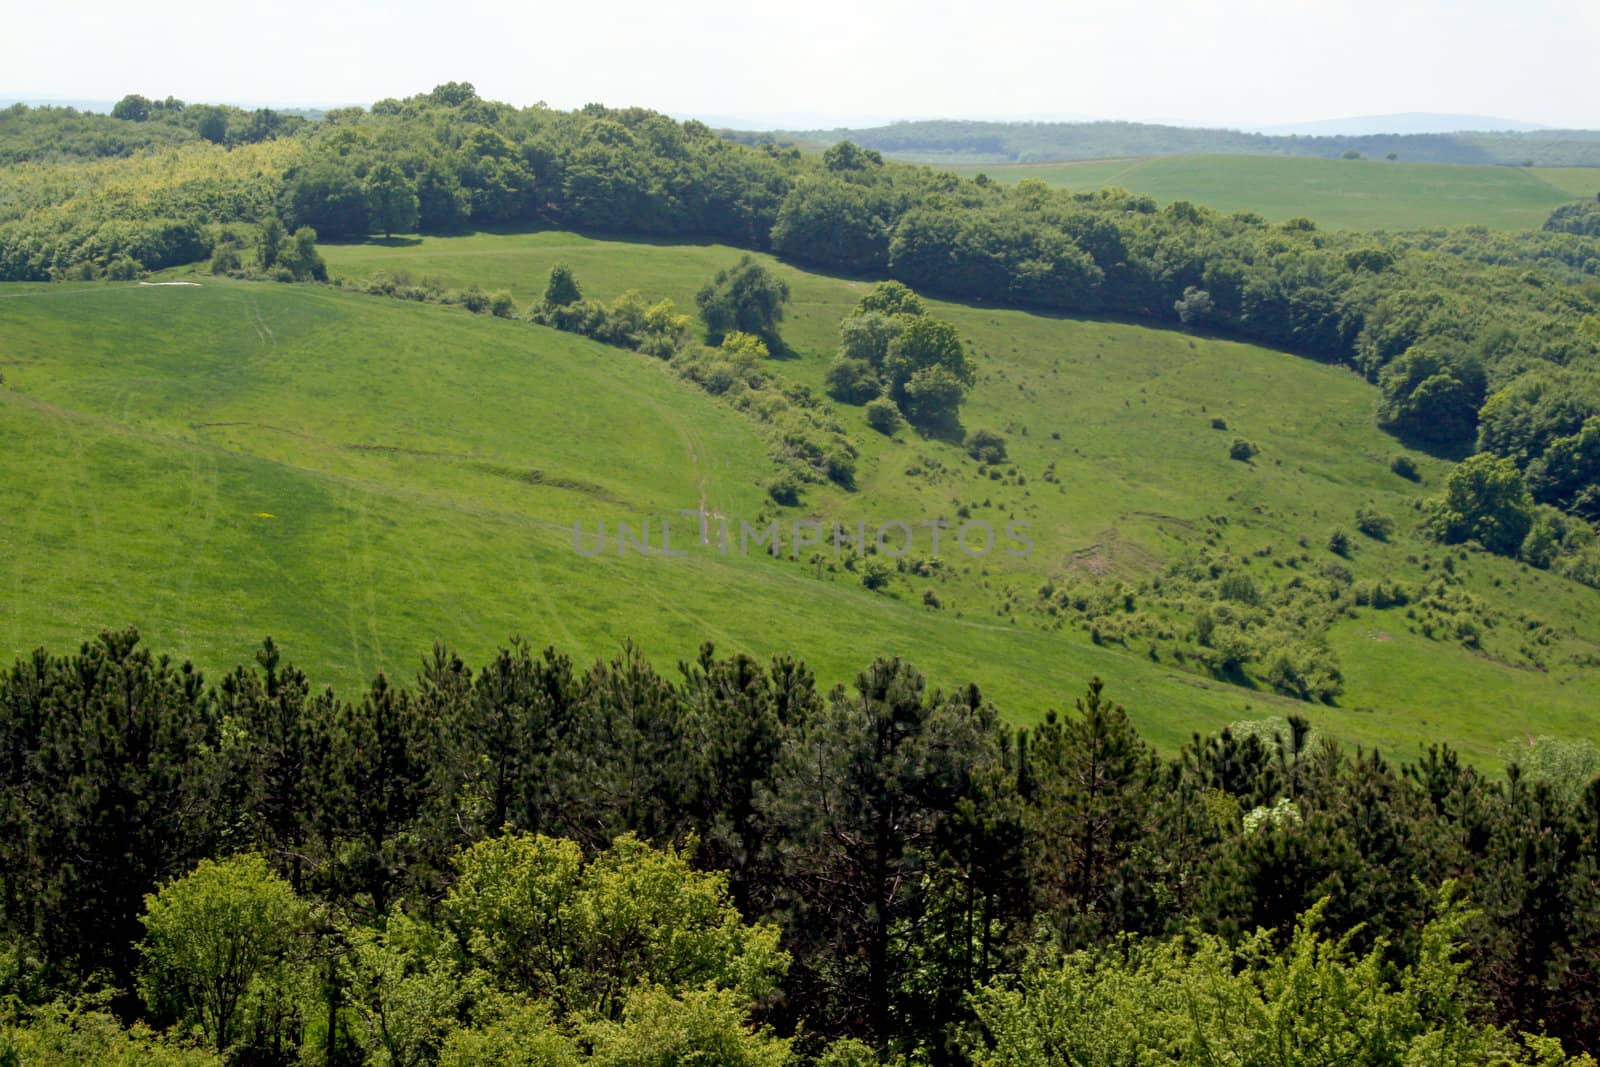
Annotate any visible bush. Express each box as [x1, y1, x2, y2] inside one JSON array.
[[861, 558, 892, 590], [720, 331, 770, 360], [489, 290, 516, 318], [1391, 454, 1420, 481], [767, 475, 801, 506], [104, 255, 142, 281], [865, 396, 902, 435], [1174, 286, 1214, 326], [825, 357, 881, 404], [1355, 507, 1394, 541], [824, 450, 857, 489], [1327, 528, 1352, 556], [1230, 438, 1259, 462], [965, 428, 1009, 464], [208, 243, 241, 274]]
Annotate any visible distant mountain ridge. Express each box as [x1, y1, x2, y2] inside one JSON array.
[[758, 118, 1600, 167]]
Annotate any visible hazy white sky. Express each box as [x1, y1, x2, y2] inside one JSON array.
[[6, 0, 1600, 127]]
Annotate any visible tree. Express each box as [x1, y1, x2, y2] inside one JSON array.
[[771, 178, 889, 271], [365, 161, 419, 238], [1378, 341, 1482, 450], [343, 910, 469, 1067], [825, 357, 881, 404], [258, 216, 285, 271], [190, 106, 228, 145], [137, 854, 308, 1053], [279, 158, 371, 240], [1426, 454, 1535, 555], [885, 315, 972, 397], [278, 226, 327, 281], [543, 263, 583, 308], [111, 94, 152, 121], [696, 255, 791, 346], [0, 629, 225, 990], [821, 140, 882, 172], [1174, 285, 1214, 326], [586, 987, 791, 1067], [855, 280, 925, 319], [442, 832, 786, 1018], [756, 659, 1010, 1045], [901, 364, 967, 432], [1023, 679, 1160, 945], [1528, 415, 1600, 518], [838, 311, 904, 367]]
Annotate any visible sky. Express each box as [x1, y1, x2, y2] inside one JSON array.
[[6, 0, 1600, 129]]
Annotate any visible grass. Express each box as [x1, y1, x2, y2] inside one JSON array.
[[944, 155, 1590, 231], [6, 236, 1600, 762]]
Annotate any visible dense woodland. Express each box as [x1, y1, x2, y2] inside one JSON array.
[[1, 629, 1599, 1064]]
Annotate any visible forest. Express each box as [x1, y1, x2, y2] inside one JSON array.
[[1, 628, 1598, 1064]]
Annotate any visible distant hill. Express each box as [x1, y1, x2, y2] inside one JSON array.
[[768, 118, 1600, 166], [1249, 112, 1547, 136]]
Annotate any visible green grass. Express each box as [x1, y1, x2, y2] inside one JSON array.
[[945, 155, 1589, 231], [6, 237, 1600, 761], [0, 279, 1289, 752]]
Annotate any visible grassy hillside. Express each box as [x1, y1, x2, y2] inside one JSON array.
[[6, 238, 1599, 760], [0, 278, 1304, 752], [944, 155, 1586, 231]]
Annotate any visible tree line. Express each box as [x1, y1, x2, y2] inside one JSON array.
[[2, 629, 1599, 1063]]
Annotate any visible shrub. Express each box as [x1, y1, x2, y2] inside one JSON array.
[[1174, 286, 1214, 326], [824, 450, 857, 489], [965, 427, 1009, 464], [1218, 574, 1258, 604], [721, 331, 770, 360], [1355, 507, 1394, 541], [1327, 528, 1352, 556], [1230, 438, 1259, 462], [489, 290, 516, 318], [767, 475, 801, 506], [459, 286, 491, 314], [865, 396, 902, 435], [825, 357, 881, 404], [861, 558, 892, 590], [209, 243, 241, 274], [1391, 454, 1420, 480], [104, 255, 142, 280]]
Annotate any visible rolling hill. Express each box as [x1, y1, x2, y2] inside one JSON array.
[[3, 235, 1598, 761]]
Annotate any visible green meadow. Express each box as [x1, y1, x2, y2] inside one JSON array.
[[945, 154, 1594, 230], [5, 234, 1599, 760]]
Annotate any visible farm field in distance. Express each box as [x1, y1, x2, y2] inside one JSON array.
[[947, 153, 1597, 230]]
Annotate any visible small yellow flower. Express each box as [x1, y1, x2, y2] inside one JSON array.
[[255, 512, 276, 519]]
